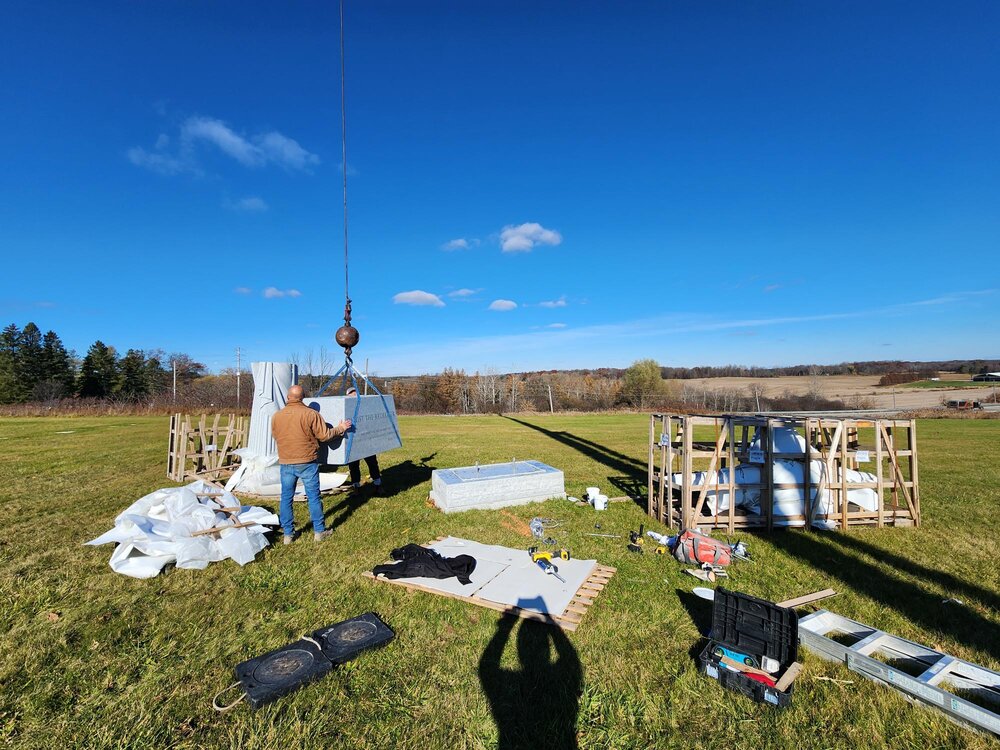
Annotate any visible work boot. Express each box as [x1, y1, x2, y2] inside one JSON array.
[[283, 534, 296, 545], [314, 530, 333, 543]]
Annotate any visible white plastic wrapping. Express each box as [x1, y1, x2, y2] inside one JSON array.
[[224, 448, 349, 496], [85, 481, 279, 578], [675, 458, 879, 529]]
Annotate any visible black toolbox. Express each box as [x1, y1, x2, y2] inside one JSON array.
[[698, 588, 798, 707]]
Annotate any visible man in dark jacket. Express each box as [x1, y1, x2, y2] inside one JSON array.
[[345, 387, 384, 494]]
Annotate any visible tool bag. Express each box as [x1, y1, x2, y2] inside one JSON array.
[[673, 529, 732, 566]]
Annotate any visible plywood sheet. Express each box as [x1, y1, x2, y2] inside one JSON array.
[[425, 537, 597, 617], [365, 537, 615, 631], [473, 556, 597, 616], [377, 557, 508, 598]]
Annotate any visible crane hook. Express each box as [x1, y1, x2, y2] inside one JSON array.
[[335, 298, 360, 362]]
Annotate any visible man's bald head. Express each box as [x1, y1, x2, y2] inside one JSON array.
[[287, 384, 304, 402]]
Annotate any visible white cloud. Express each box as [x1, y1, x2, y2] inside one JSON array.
[[233, 287, 252, 295], [539, 296, 567, 308], [263, 287, 302, 299], [256, 131, 321, 171], [489, 299, 517, 311], [393, 290, 445, 307], [763, 284, 781, 293], [227, 196, 268, 212], [547, 322, 567, 328], [448, 288, 479, 298], [130, 115, 319, 175], [499, 222, 562, 253], [441, 237, 480, 251], [182, 116, 262, 166], [126, 146, 189, 176]]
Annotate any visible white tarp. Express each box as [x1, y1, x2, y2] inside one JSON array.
[[85, 481, 280, 578]]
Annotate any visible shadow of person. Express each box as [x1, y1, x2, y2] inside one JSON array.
[[377, 458, 435, 497], [479, 611, 582, 750], [503, 416, 648, 509], [675, 588, 715, 663]]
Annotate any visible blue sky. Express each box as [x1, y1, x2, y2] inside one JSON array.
[[1, 1, 997, 375]]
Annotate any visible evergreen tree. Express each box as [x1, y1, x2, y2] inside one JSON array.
[[142, 350, 169, 395], [40, 330, 75, 397], [0, 324, 23, 404], [116, 349, 148, 400], [77, 341, 119, 398], [17, 322, 46, 396]]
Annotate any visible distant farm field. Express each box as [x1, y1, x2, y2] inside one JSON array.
[[901, 379, 997, 389], [0, 415, 998, 749], [669, 374, 994, 409]]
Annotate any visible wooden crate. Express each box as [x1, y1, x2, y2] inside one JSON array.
[[647, 413, 920, 532], [167, 413, 247, 482]]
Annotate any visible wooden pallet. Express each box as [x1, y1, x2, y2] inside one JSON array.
[[167, 413, 247, 482], [363, 536, 615, 632]]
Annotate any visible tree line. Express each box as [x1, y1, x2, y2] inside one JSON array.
[[0, 322, 207, 405], [377, 360, 857, 415], [4, 320, 994, 414]]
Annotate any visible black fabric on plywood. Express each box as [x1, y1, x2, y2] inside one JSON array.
[[372, 543, 477, 585]]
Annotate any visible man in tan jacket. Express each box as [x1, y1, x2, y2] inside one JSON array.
[[272, 384, 352, 543]]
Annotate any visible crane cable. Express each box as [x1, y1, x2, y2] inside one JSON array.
[[333, 0, 360, 362], [339, 0, 349, 302]]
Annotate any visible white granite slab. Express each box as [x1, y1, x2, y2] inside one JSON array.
[[430, 460, 565, 513], [305, 395, 402, 464]]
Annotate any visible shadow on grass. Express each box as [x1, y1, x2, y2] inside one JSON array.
[[827, 532, 1000, 612], [479, 614, 582, 750], [676, 588, 714, 663], [504, 417, 647, 505], [768, 530, 1000, 660], [319, 455, 438, 534]]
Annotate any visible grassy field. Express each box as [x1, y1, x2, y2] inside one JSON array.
[[1, 414, 999, 749]]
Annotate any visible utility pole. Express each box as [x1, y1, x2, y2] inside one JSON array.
[[172, 361, 177, 403], [236, 346, 241, 408], [364, 357, 369, 396], [547, 383, 554, 413]]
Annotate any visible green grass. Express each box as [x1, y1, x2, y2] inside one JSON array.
[[1, 414, 999, 749]]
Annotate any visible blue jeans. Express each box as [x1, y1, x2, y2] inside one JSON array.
[[279, 462, 325, 536]]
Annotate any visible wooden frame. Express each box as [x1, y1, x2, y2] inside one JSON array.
[[167, 413, 247, 482], [363, 536, 616, 631], [647, 413, 920, 531]]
